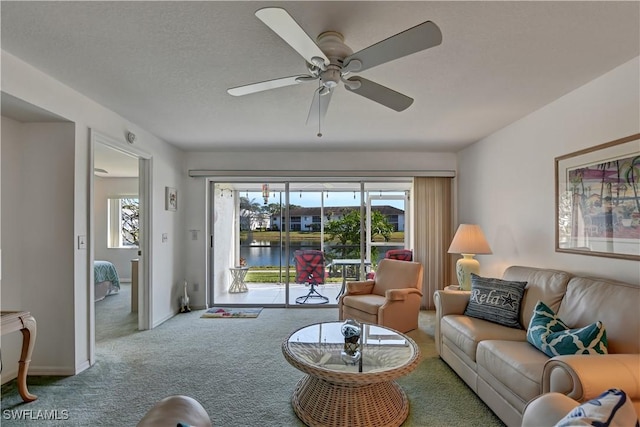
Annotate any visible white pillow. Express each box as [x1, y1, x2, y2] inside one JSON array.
[[555, 389, 639, 427]]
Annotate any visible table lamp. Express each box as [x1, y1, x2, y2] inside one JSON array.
[[447, 224, 492, 290]]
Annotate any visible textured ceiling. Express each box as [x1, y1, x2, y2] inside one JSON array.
[[1, 1, 638, 153]]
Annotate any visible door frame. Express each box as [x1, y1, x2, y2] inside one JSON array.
[[366, 193, 410, 262], [88, 129, 152, 365]]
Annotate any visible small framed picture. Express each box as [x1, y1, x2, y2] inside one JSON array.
[[165, 187, 178, 211]]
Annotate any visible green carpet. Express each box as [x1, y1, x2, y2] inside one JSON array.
[[1, 287, 504, 426]]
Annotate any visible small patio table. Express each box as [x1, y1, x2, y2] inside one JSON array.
[[228, 267, 249, 293], [330, 259, 372, 299]]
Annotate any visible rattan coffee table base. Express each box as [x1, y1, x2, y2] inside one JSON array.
[[291, 375, 409, 427]]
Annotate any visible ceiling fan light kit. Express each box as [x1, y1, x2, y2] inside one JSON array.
[[228, 7, 442, 131]]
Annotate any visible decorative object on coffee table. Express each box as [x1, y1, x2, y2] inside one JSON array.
[[340, 319, 362, 365], [447, 224, 493, 290]]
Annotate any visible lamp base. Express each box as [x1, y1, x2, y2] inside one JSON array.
[[455, 254, 480, 291]]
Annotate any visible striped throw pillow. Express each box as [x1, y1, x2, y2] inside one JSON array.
[[463, 274, 527, 329]]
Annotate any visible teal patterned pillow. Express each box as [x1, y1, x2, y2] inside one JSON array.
[[527, 300, 608, 357], [463, 274, 527, 329]]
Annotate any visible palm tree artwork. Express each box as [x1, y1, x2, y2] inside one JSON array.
[[567, 153, 640, 240]]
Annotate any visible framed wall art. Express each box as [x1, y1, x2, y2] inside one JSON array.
[[165, 187, 178, 211], [555, 133, 640, 260]]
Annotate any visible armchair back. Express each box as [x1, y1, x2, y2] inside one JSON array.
[[372, 258, 423, 296]]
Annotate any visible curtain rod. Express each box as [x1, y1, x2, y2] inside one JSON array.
[[188, 170, 455, 178]]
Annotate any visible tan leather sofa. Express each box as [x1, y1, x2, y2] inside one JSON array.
[[137, 395, 211, 427], [338, 258, 424, 333], [434, 266, 640, 427]]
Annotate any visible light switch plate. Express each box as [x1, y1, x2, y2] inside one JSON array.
[[78, 235, 87, 250], [162, 233, 168, 243]]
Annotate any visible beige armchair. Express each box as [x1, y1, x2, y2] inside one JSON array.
[[338, 258, 424, 333]]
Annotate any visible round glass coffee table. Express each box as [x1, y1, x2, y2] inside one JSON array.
[[282, 321, 420, 427]]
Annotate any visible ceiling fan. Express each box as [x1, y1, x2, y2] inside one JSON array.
[[227, 7, 442, 127]]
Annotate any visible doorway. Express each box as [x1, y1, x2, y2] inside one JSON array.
[[89, 130, 151, 365]]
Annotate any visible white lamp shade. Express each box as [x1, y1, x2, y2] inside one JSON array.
[[448, 224, 492, 290], [447, 224, 492, 255]]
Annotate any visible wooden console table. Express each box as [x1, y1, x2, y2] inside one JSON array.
[[0, 311, 38, 402]]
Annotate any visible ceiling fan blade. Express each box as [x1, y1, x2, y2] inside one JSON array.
[[344, 77, 413, 112], [255, 7, 329, 68], [344, 21, 442, 72], [306, 87, 333, 126], [227, 75, 315, 96]]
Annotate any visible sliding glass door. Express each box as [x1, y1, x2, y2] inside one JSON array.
[[209, 180, 411, 308]]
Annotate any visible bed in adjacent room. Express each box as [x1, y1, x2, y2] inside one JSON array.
[[94, 260, 121, 301]]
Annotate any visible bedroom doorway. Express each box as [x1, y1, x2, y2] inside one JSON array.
[[90, 130, 151, 365]]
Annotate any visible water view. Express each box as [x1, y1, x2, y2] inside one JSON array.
[[240, 239, 405, 267]]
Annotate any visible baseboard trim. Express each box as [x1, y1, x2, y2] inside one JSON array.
[[75, 359, 91, 375], [152, 311, 175, 329]]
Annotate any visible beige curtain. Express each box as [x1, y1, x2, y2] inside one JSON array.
[[413, 177, 454, 309]]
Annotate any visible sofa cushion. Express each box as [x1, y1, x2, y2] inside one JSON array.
[[477, 340, 549, 405], [555, 388, 638, 427], [527, 301, 608, 357], [502, 266, 572, 329], [558, 276, 640, 354], [464, 274, 527, 329], [441, 314, 527, 362]]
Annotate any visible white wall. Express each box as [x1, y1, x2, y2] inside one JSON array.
[[94, 176, 139, 280], [1, 50, 185, 377], [1, 117, 77, 378], [1, 117, 26, 380], [458, 57, 640, 284], [183, 151, 457, 304]]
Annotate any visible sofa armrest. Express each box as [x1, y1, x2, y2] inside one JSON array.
[[521, 392, 580, 427], [433, 290, 470, 355], [386, 288, 423, 301], [345, 280, 375, 295], [434, 289, 470, 317], [543, 354, 640, 401]]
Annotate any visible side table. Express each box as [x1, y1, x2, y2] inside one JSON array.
[[0, 311, 38, 402], [228, 267, 249, 293]]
